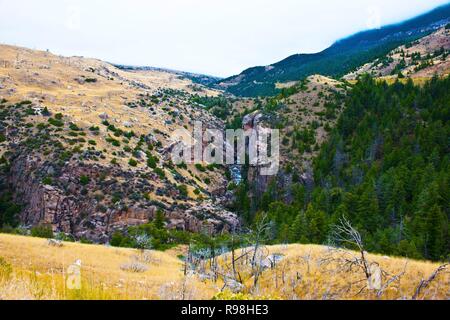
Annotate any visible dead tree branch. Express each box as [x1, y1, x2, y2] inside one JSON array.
[[412, 264, 448, 300]]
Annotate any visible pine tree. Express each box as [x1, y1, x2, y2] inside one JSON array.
[[426, 204, 447, 261], [154, 210, 166, 230]]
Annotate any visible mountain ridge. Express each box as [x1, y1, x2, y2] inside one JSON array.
[[113, 64, 223, 87], [218, 3, 450, 97]]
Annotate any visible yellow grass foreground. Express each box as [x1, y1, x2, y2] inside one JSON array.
[[0, 234, 448, 300], [213, 244, 449, 300], [0, 234, 215, 300]]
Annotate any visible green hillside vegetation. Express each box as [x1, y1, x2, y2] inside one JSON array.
[[235, 75, 449, 262]]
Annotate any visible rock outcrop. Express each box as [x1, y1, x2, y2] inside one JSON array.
[[5, 149, 238, 243]]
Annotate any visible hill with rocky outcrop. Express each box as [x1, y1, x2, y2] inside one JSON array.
[[0, 44, 238, 242]]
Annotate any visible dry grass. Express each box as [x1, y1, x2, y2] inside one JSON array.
[[1, 234, 448, 300], [0, 234, 215, 300], [212, 244, 449, 300]]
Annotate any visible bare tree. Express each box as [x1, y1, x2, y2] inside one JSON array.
[[376, 262, 408, 298], [324, 217, 405, 298], [331, 217, 372, 281], [249, 213, 271, 288], [412, 264, 448, 300]]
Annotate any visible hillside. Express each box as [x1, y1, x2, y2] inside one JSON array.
[[218, 3, 450, 97], [113, 64, 223, 87], [0, 44, 238, 243], [344, 26, 450, 80], [227, 72, 450, 263], [0, 233, 447, 300]]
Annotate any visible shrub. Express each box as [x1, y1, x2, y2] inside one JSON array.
[[124, 131, 135, 139], [112, 140, 120, 147], [110, 232, 125, 247], [147, 155, 157, 169], [42, 107, 51, 116], [113, 130, 123, 137], [177, 162, 187, 170], [79, 175, 90, 186], [123, 146, 132, 153], [36, 123, 47, 130], [69, 123, 80, 131], [195, 164, 206, 172], [48, 118, 64, 127], [154, 168, 166, 179], [80, 237, 94, 244], [177, 185, 188, 198], [42, 177, 53, 185], [31, 224, 54, 239], [129, 159, 138, 167], [0, 194, 21, 228]]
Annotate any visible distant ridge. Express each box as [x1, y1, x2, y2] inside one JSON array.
[[218, 3, 450, 97], [114, 64, 222, 86]]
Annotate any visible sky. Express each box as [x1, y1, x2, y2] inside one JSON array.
[[0, 0, 449, 77]]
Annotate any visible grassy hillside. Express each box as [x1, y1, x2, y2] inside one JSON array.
[[219, 3, 450, 97], [0, 44, 238, 243], [0, 233, 448, 300]]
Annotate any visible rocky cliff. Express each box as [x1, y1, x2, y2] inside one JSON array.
[[0, 45, 239, 242]]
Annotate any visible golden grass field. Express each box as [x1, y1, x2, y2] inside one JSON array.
[[0, 233, 217, 300], [0, 234, 448, 300]]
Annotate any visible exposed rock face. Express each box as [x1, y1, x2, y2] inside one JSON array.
[[242, 110, 314, 205], [168, 200, 239, 234], [6, 151, 238, 243], [243, 111, 278, 199]]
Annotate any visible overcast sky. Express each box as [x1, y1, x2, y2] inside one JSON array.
[[0, 0, 449, 77]]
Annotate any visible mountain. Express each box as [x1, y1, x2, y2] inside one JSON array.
[[218, 3, 450, 97], [113, 64, 222, 87], [344, 26, 450, 80], [217, 30, 450, 262]]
